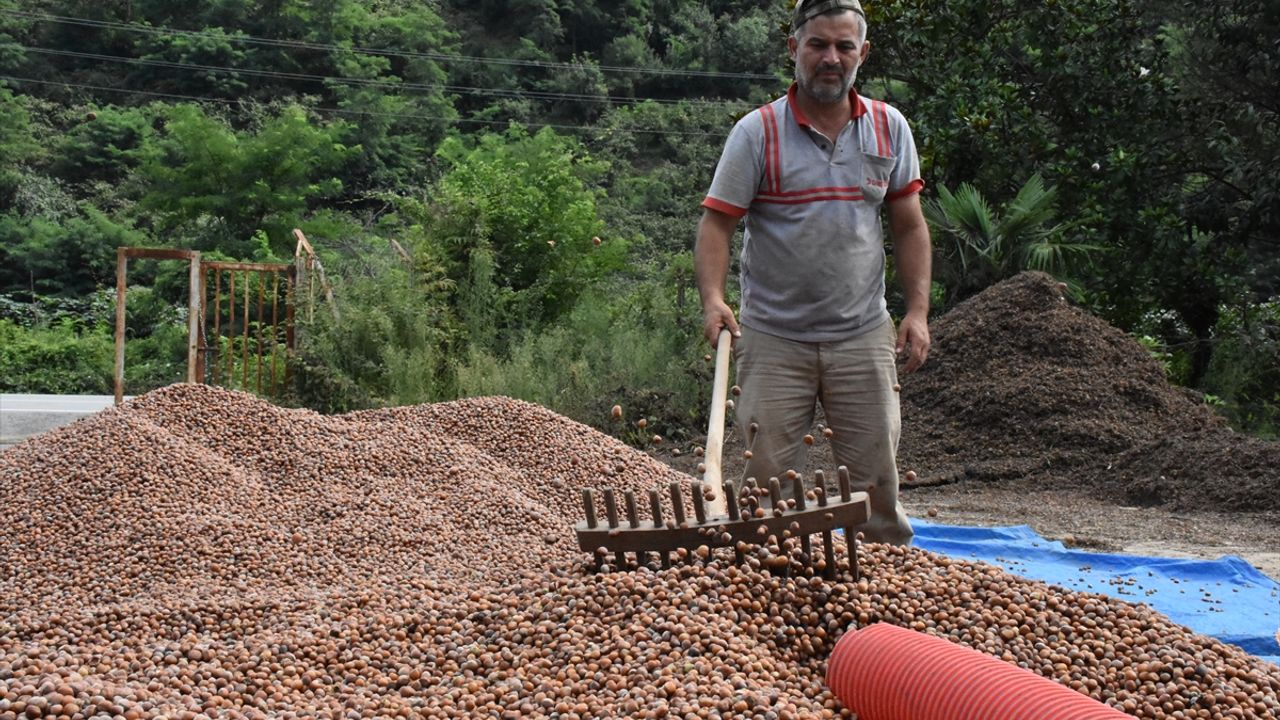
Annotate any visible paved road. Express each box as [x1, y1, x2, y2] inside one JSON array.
[[0, 394, 127, 449]]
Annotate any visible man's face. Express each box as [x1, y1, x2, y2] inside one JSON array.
[[788, 11, 869, 105]]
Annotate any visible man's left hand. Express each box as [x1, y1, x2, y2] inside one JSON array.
[[895, 310, 930, 374]]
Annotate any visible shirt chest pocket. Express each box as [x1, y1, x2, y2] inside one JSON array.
[[861, 152, 895, 204]]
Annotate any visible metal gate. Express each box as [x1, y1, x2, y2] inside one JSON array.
[[112, 231, 337, 403], [198, 260, 295, 398], [113, 247, 202, 404]]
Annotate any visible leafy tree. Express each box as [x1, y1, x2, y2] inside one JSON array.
[[0, 87, 40, 206], [408, 126, 623, 339], [52, 105, 151, 185], [1098, 1, 1280, 386], [131, 26, 250, 98], [533, 54, 609, 125], [0, 0, 29, 75], [455, 276, 709, 438], [138, 103, 355, 254], [707, 10, 785, 97], [592, 99, 747, 262], [660, 3, 717, 60], [1170, 0, 1280, 309], [326, 6, 458, 192], [633, 0, 787, 99], [459, 0, 563, 49], [600, 34, 662, 97], [868, 0, 1179, 215], [556, 0, 654, 57], [442, 0, 783, 123], [443, 34, 550, 126], [0, 207, 147, 297], [864, 0, 1229, 371]]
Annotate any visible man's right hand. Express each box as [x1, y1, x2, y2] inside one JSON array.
[[702, 300, 742, 346]]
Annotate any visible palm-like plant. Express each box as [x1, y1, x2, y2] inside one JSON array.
[[924, 174, 1103, 306]]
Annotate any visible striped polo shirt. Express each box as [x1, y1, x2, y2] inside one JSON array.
[[702, 84, 924, 343]]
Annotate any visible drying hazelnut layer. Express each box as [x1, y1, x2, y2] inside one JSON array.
[[1, 385, 1276, 719]]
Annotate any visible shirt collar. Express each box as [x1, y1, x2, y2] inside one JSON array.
[[786, 82, 868, 128]]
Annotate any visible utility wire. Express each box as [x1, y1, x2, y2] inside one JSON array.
[[19, 45, 756, 108], [0, 74, 736, 137], [1, 8, 782, 81]]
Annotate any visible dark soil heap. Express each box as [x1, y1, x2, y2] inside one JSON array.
[[899, 271, 1280, 512]]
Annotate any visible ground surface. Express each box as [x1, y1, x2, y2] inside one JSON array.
[[656, 424, 1280, 580], [653, 272, 1280, 580]]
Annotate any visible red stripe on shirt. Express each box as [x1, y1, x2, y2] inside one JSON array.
[[758, 185, 862, 198], [701, 196, 749, 217], [886, 178, 925, 202], [760, 104, 778, 194], [771, 107, 781, 193], [759, 105, 771, 193], [755, 193, 865, 205], [874, 101, 892, 156]]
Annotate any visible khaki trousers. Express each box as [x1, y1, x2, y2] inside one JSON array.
[[733, 319, 914, 545]]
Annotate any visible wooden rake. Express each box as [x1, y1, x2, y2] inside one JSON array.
[[576, 467, 869, 579], [576, 330, 869, 577]]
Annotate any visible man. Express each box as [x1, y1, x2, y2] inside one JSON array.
[[694, 0, 930, 545]]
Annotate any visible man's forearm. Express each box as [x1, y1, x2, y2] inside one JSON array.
[[694, 208, 744, 344], [895, 226, 931, 315], [695, 209, 737, 307], [887, 194, 933, 371], [888, 196, 932, 315]]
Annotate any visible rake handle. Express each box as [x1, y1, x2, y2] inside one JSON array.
[[702, 328, 732, 515]]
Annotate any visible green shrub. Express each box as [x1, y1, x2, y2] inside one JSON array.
[[1203, 300, 1280, 438], [289, 257, 458, 413], [123, 321, 190, 394], [406, 126, 622, 339], [1130, 308, 1195, 386], [0, 318, 113, 394], [455, 279, 710, 444]]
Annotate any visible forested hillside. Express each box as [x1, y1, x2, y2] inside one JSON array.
[[1, 0, 1276, 439]]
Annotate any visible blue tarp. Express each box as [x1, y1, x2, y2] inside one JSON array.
[[907, 521, 1280, 666]]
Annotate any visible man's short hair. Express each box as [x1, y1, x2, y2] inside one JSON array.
[[792, 0, 866, 38]]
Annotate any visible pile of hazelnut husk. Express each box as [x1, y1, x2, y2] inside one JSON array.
[[1, 384, 1276, 719]]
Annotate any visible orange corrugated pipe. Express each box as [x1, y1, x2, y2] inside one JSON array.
[[826, 623, 1131, 720]]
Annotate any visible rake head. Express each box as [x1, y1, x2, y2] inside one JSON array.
[[576, 467, 869, 579]]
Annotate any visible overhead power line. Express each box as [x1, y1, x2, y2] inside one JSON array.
[[1, 9, 782, 81], [0, 74, 735, 138], [18, 45, 754, 108]]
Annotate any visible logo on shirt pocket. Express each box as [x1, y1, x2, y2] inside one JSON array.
[[862, 152, 895, 203]]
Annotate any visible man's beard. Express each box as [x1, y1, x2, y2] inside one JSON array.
[[798, 63, 857, 104]]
